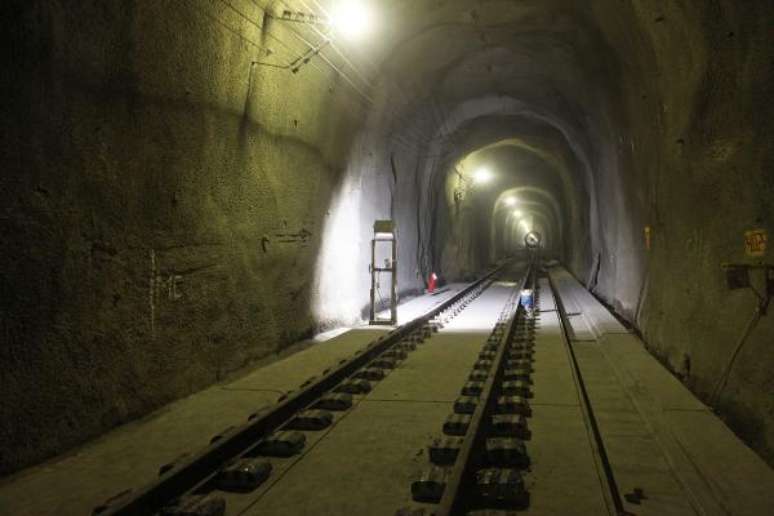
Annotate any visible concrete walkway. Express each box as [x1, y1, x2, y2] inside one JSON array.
[[0, 285, 467, 516]]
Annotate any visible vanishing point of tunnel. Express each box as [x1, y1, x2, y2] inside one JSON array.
[[0, 1, 773, 515]]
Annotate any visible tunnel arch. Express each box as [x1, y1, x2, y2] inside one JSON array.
[[503, 209, 554, 254], [434, 139, 570, 275], [492, 187, 561, 259], [397, 95, 601, 272]]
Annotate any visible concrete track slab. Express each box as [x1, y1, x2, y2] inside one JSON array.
[[666, 410, 774, 516], [225, 328, 389, 394], [369, 282, 514, 403], [530, 311, 582, 407], [239, 400, 448, 516], [522, 290, 611, 515], [0, 387, 279, 516], [537, 277, 557, 312], [599, 334, 705, 411], [548, 265, 774, 516], [0, 287, 454, 516], [549, 268, 627, 337], [523, 404, 610, 515], [237, 282, 518, 515], [376, 282, 470, 325], [368, 333, 484, 402], [567, 313, 597, 341]]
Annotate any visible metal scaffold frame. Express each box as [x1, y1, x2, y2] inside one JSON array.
[[370, 220, 398, 325]]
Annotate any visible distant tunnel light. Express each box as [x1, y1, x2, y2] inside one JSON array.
[[504, 196, 517, 207], [472, 167, 493, 185], [512, 210, 523, 219], [330, 0, 373, 40]]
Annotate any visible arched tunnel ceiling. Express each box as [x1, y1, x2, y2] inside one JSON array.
[[313, 0, 646, 291], [494, 187, 560, 255], [367, 0, 623, 159], [421, 116, 591, 250], [460, 144, 566, 254], [307, 0, 639, 290], [358, 0, 642, 270], [340, 0, 636, 258], [465, 142, 568, 222]]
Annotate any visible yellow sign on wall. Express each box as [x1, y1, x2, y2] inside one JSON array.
[[744, 229, 768, 257], [644, 225, 652, 251]]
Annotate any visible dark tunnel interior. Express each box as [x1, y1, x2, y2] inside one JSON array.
[[0, 1, 772, 514]]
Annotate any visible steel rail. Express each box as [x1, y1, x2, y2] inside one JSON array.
[[547, 271, 624, 515], [434, 263, 533, 515], [98, 262, 511, 516]]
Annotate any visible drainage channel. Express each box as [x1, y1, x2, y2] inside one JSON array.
[[398, 263, 534, 516], [93, 263, 514, 516]]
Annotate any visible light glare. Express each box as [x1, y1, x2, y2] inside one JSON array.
[[330, 1, 373, 40], [313, 173, 365, 325], [472, 167, 493, 185], [504, 196, 517, 207], [513, 210, 523, 218]]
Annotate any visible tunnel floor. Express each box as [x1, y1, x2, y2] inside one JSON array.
[[0, 265, 772, 516]]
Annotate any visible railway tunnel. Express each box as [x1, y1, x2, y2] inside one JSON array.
[[1, 1, 773, 515]]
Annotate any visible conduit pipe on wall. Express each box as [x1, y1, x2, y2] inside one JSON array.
[[710, 306, 764, 406]]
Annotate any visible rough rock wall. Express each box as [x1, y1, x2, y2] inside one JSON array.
[[0, 0, 365, 475], [615, 1, 774, 465]]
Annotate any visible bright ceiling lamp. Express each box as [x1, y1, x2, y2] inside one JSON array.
[[472, 167, 494, 185], [512, 210, 523, 219], [330, 0, 374, 40], [503, 196, 517, 207]]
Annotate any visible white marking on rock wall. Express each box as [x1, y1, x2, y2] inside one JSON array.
[[149, 249, 156, 340], [167, 275, 184, 301]]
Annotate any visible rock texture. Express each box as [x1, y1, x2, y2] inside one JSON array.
[[0, 0, 365, 474]]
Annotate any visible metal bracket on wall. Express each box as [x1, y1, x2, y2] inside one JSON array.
[[712, 263, 773, 405], [253, 38, 332, 73], [722, 263, 774, 314], [370, 220, 398, 326]]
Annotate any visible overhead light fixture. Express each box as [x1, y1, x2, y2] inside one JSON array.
[[512, 210, 523, 219], [472, 167, 493, 185], [504, 196, 517, 207], [330, 0, 373, 40]]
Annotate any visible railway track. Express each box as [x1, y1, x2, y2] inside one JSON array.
[[94, 262, 531, 516], [33, 259, 772, 516], [401, 263, 535, 516]]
